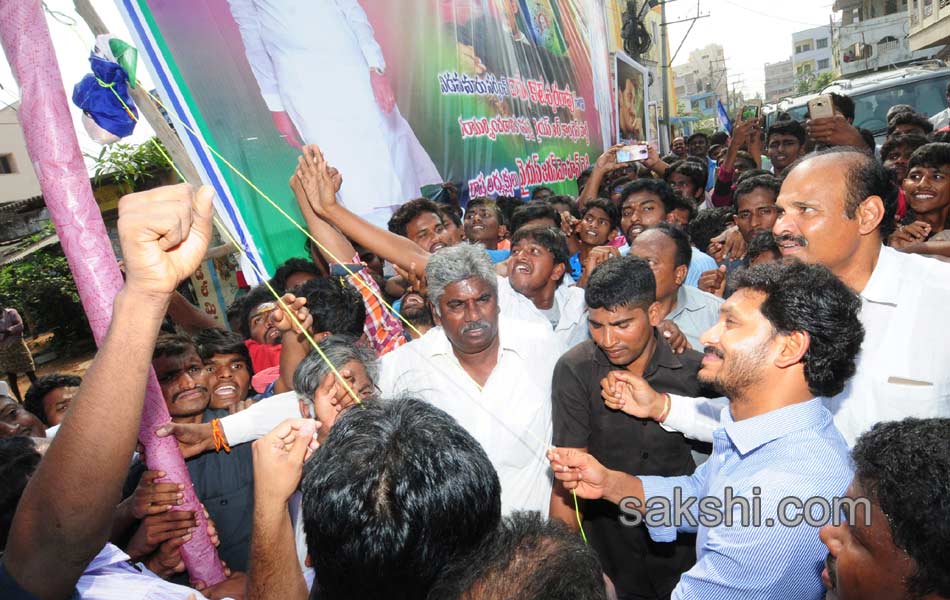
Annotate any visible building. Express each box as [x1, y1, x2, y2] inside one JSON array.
[[0, 102, 41, 206], [835, 0, 937, 76], [764, 58, 797, 102], [673, 44, 729, 116], [908, 0, 950, 55], [792, 26, 836, 80]]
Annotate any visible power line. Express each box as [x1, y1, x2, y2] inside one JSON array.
[[719, 0, 826, 28]]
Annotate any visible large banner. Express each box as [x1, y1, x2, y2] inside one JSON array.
[[116, 0, 613, 274]]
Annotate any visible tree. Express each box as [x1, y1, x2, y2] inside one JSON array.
[[795, 71, 836, 95]]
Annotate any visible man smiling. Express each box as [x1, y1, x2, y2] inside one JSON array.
[[195, 329, 254, 409]]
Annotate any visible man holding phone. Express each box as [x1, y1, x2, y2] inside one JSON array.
[[806, 93, 869, 151]]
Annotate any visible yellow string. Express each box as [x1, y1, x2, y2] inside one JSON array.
[[572, 488, 588, 544], [104, 82, 362, 406]]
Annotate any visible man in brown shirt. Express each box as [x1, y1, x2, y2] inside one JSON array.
[[550, 255, 711, 599]]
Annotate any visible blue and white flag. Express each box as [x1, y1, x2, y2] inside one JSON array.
[[716, 99, 733, 135]]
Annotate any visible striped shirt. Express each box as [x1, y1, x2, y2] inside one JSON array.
[[335, 255, 405, 356], [640, 399, 852, 600]]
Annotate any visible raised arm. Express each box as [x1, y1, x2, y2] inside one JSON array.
[[3, 184, 213, 598], [297, 146, 430, 278]]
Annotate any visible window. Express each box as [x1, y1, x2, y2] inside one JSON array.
[[816, 38, 829, 49], [0, 154, 17, 175], [818, 58, 830, 70], [795, 43, 812, 54]]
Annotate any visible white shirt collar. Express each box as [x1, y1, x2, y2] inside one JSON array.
[[861, 245, 900, 305]]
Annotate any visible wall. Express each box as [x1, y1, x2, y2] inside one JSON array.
[[0, 104, 42, 205]]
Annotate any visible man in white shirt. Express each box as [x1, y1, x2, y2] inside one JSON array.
[[620, 149, 950, 447], [929, 81, 950, 131], [378, 243, 561, 514]]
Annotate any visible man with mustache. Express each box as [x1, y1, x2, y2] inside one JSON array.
[[377, 243, 562, 514], [552, 260, 863, 599], [120, 334, 256, 576], [819, 418, 950, 600], [629, 149, 950, 448]]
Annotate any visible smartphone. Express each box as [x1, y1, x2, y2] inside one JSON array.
[[617, 143, 649, 163], [739, 100, 761, 121], [808, 95, 835, 119]]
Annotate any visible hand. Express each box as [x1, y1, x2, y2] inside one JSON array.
[[806, 114, 866, 149], [583, 246, 619, 275], [698, 265, 727, 297], [709, 226, 746, 262], [593, 144, 623, 172], [299, 371, 358, 441], [252, 418, 320, 506], [370, 68, 396, 114], [143, 534, 189, 579], [291, 145, 342, 219], [394, 262, 428, 297], [600, 370, 667, 421], [657, 319, 691, 354], [127, 509, 197, 562], [227, 398, 255, 415], [731, 115, 754, 142], [198, 571, 248, 600], [641, 142, 662, 170], [127, 470, 184, 520], [118, 184, 214, 299], [155, 421, 215, 459], [889, 221, 931, 249], [271, 111, 303, 149], [547, 447, 609, 500], [457, 43, 487, 75], [268, 293, 312, 335], [560, 211, 580, 239]]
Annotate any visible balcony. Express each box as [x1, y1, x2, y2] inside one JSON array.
[[909, 0, 950, 50], [839, 12, 936, 74]]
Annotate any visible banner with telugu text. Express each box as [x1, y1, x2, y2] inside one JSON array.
[[115, 0, 613, 274]]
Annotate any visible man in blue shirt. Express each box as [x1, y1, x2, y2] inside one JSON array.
[[549, 259, 865, 599]]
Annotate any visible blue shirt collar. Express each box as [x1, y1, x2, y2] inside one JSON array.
[[720, 398, 830, 456]]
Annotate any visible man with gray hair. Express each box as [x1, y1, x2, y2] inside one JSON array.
[[377, 243, 564, 515]]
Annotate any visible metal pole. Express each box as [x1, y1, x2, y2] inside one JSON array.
[[660, 0, 671, 151]]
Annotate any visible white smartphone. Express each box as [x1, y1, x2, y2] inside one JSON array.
[[617, 143, 649, 163], [808, 95, 835, 119]]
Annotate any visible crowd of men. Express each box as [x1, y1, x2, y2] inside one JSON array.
[[1, 90, 949, 600]]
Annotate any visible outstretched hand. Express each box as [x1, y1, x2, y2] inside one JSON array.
[[291, 145, 342, 219], [547, 447, 610, 500], [252, 418, 320, 507], [118, 184, 214, 300]]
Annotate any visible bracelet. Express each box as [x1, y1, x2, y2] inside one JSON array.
[[656, 393, 671, 423], [211, 419, 231, 454]]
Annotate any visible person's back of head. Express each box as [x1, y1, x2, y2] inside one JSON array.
[[735, 168, 773, 186], [731, 260, 864, 398], [301, 397, 502, 600], [830, 93, 856, 123], [746, 230, 781, 264], [296, 276, 366, 337], [709, 130, 729, 147], [547, 195, 580, 219], [426, 511, 609, 600], [269, 257, 322, 294], [509, 201, 562, 234]]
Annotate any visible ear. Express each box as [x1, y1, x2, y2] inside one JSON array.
[[856, 195, 885, 236], [298, 399, 312, 419], [774, 330, 809, 370], [550, 262, 567, 282], [673, 264, 688, 287], [647, 301, 662, 326], [429, 301, 441, 326]]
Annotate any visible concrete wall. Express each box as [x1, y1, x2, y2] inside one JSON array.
[[0, 104, 42, 205]]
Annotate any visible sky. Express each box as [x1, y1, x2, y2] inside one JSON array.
[[0, 0, 840, 154], [665, 0, 839, 98]]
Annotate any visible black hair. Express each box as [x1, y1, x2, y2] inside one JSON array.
[[641, 223, 692, 269], [851, 418, 950, 598], [153, 332, 198, 361], [731, 260, 864, 397], [687, 132, 709, 145], [530, 186, 554, 200], [735, 168, 773, 186], [880, 133, 929, 163], [576, 166, 594, 195], [931, 130, 950, 144], [767, 119, 806, 145], [746, 230, 781, 262], [669, 192, 698, 223], [510, 225, 571, 282], [580, 198, 620, 231], [666, 159, 707, 196], [0, 436, 41, 551], [709, 130, 729, 146], [829, 93, 856, 122], [733, 174, 781, 212], [907, 142, 950, 172], [787, 148, 898, 239], [585, 255, 656, 311], [269, 258, 322, 294], [468, 196, 511, 228], [887, 111, 934, 136], [195, 328, 254, 376], [296, 277, 366, 337], [734, 150, 757, 171], [301, 397, 501, 600], [688, 206, 734, 254], [427, 511, 608, 600], [620, 178, 677, 213], [388, 198, 444, 237], [23, 374, 82, 426], [509, 201, 562, 234], [546, 195, 581, 219], [238, 285, 278, 340], [438, 205, 462, 228]]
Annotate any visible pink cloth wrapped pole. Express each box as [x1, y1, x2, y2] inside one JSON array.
[[0, 0, 225, 586]]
